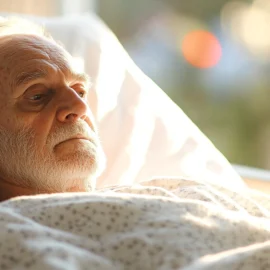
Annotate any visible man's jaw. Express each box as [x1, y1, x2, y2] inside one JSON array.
[[0, 122, 105, 194]]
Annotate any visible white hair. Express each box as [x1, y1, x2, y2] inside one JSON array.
[[0, 16, 47, 36], [0, 16, 60, 48]]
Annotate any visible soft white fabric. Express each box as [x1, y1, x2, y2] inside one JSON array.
[[1, 13, 246, 190], [0, 178, 269, 270]]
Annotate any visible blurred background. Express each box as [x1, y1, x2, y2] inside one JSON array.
[[1, 0, 270, 171]]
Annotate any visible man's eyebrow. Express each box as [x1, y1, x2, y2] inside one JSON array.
[[70, 71, 92, 90], [14, 69, 48, 88], [14, 69, 91, 89]]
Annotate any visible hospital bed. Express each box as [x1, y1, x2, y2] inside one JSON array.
[[234, 164, 270, 194], [0, 12, 270, 270]]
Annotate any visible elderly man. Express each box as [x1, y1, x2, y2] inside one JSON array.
[[0, 18, 106, 201]]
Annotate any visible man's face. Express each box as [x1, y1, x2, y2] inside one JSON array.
[[0, 34, 105, 192]]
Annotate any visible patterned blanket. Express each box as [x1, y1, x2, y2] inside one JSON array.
[[0, 178, 270, 269]]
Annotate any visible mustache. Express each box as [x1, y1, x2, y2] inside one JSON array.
[[46, 122, 99, 147]]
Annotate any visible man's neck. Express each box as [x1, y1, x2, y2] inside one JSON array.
[[0, 179, 88, 202], [0, 180, 46, 202]]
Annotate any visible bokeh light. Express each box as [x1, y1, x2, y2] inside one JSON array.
[[181, 30, 222, 68], [221, 0, 270, 59]]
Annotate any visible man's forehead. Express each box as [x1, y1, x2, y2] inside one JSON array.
[[0, 34, 90, 88], [0, 34, 70, 65]]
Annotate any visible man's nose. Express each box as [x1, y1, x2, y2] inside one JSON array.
[[56, 87, 94, 128]]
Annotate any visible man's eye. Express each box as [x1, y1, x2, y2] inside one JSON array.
[[78, 91, 86, 98], [72, 84, 88, 99], [29, 94, 46, 101]]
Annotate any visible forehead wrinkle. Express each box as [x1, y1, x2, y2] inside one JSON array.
[[0, 35, 91, 91], [13, 66, 91, 92]]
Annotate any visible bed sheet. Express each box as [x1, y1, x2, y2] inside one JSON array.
[[0, 178, 269, 270]]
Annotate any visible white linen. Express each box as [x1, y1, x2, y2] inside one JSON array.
[[0, 179, 269, 270], [0, 13, 246, 190]]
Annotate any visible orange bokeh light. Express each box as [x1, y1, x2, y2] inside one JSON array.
[[181, 30, 222, 68]]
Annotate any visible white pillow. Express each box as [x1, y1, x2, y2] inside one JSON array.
[[1, 13, 246, 190]]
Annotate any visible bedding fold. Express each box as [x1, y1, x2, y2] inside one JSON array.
[[0, 178, 269, 269]]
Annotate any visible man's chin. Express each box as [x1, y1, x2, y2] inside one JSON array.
[[55, 147, 105, 178]]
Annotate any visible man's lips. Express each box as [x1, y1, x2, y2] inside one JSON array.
[[65, 137, 90, 142], [55, 135, 95, 147]]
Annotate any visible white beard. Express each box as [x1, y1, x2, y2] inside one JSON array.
[[0, 122, 106, 192]]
